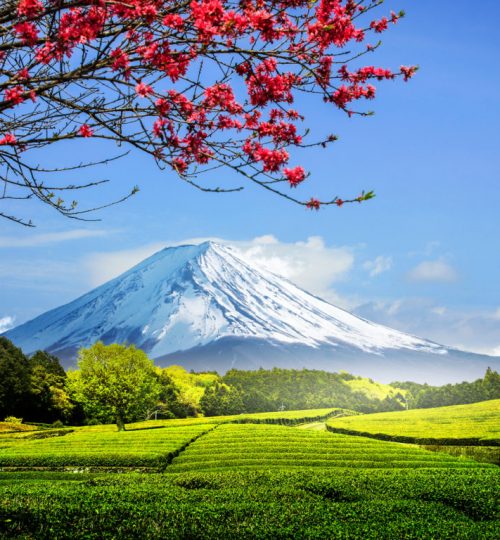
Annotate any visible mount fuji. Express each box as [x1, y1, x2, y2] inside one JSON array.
[[3, 242, 498, 384]]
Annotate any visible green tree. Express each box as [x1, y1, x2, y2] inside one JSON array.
[[0, 337, 31, 420], [28, 351, 72, 423], [163, 365, 220, 414], [68, 342, 160, 431], [156, 369, 196, 418], [482, 367, 500, 400], [200, 382, 245, 417]]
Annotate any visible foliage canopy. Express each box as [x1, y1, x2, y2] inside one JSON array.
[[68, 342, 160, 430]]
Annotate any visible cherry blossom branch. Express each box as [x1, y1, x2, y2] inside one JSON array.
[[0, 0, 417, 225]]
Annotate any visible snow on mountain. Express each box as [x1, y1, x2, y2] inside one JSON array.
[[3, 242, 442, 356], [3, 241, 497, 383]]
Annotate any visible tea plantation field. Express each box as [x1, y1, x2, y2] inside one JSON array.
[[167, 424, 486, 472], [0, 407, 499, 539], [326, 399, 500, 444]]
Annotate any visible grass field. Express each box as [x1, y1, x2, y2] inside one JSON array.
[[0, 405, 499, 538], [326, 399, 500, 444]]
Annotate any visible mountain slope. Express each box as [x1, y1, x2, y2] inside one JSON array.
[[3, 242, 498, 383]]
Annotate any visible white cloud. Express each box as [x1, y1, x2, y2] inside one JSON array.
[[407, 259, 458, 283], [363, 255, 393, 277], [0, 316, 15, 333], [0, 229, 110, 248], [231, 235, 354, 296]]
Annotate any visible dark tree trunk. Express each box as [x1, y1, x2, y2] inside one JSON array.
[[116, 414, 126, 431]]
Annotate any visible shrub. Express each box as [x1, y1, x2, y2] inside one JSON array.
[[4, 416, 23, 424]]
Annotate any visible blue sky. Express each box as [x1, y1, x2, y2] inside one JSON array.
[[1, 0, 499, 355]]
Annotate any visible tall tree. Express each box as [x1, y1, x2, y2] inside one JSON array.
[[28, 351, 73, 423], [1, 0, 415, 225], [68, 342, 160, 430], [0, 337, 31, 419], [482, 367, 500, 400]]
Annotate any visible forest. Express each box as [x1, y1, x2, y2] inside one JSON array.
[[1, 337, 499, 426]]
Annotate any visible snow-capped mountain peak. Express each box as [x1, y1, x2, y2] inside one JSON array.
[[4, 241, 446, 361]]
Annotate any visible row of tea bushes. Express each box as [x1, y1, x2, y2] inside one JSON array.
[[167, 424, 492, 473], [325, 399, 500, 445], [0, 468, 498, 539], [0, 424, 215, 469]]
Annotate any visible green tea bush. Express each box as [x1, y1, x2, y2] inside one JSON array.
[[326, 400, 500, 445], [1, 409, 498, 538], [167, 424, 491, 473], [0, 424, 215, 469], [0, 469, 498, 539]]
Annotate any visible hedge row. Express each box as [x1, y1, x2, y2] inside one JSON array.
[[228, 408, 351, 426], [167, 424, 492, 473], [1, 468, 498, 538], [325, 425, 500, 446], [0, 425, 216, 470]]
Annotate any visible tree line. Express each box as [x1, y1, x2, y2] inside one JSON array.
[[0, 338, 194, 428], [221, 368, 500, 414], [1, 337, 498, 430], [391, 369, 500, 409], [0, 337, 71, 424]]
